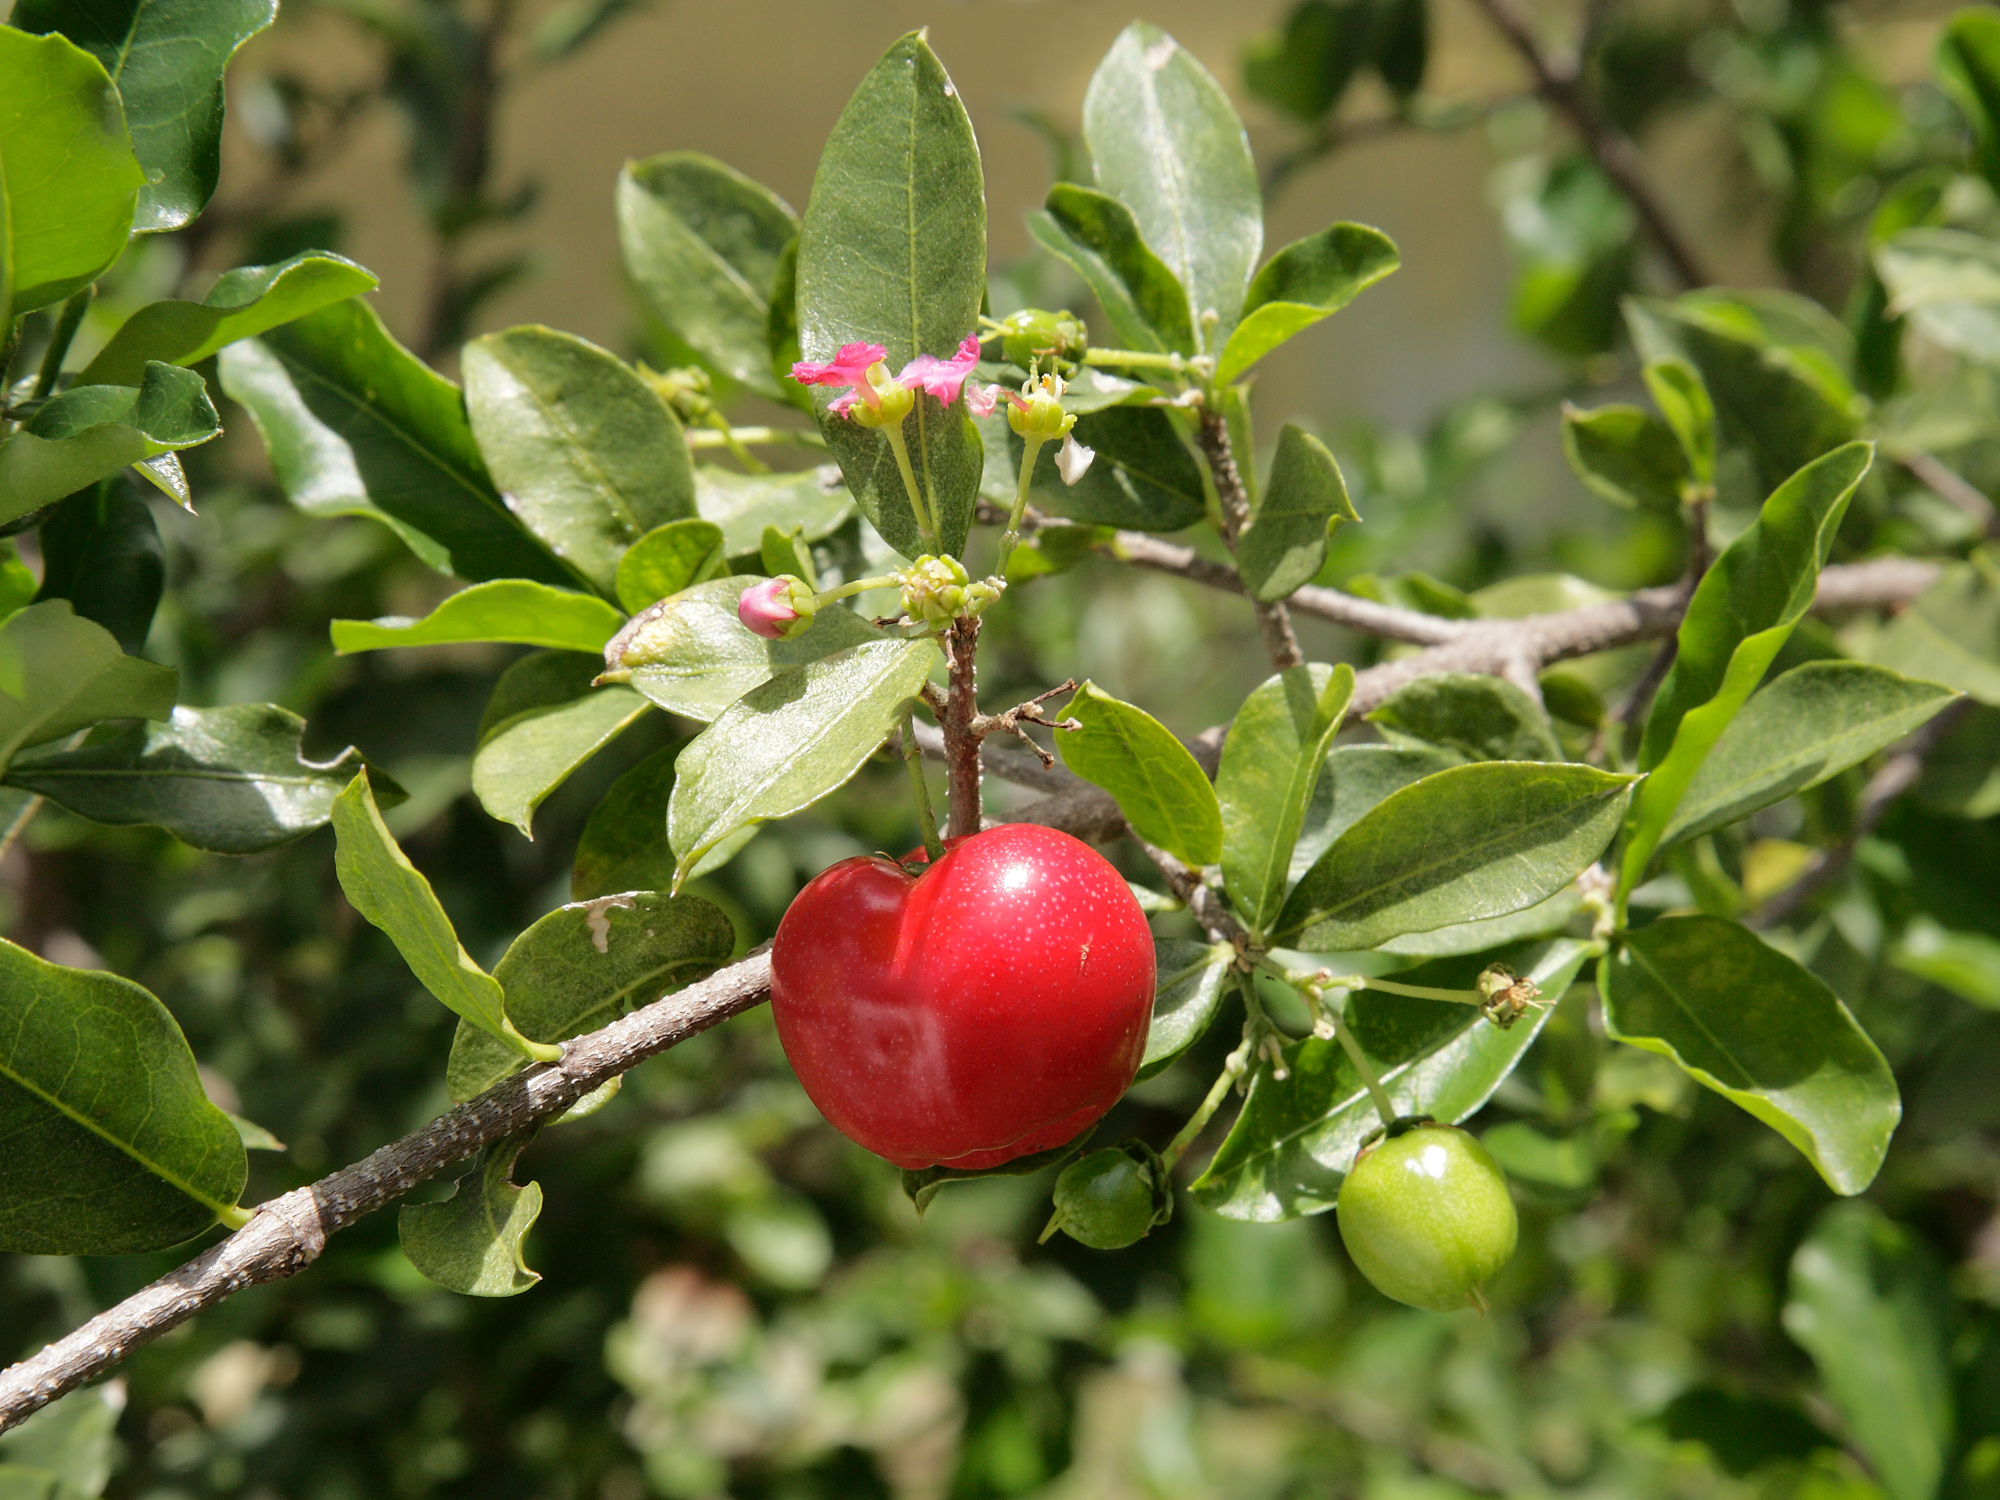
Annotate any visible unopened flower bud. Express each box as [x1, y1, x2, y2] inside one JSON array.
[[898, 555, 971, 628], [737, 576, 818, 639]]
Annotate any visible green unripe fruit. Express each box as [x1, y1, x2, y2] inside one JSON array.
[[1045, 1142, 1172, 1249], [997, 308, 1087, 369], [1336, 1122, 1517, 1312]]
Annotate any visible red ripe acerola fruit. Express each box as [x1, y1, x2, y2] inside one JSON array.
[[769, 823, 1156, 1170]]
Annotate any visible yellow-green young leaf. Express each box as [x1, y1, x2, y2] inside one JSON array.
[[617, 519, 728, 614], [0, 600, 176, 774], [1191, 940, 1593, 1221], [399, 1133, 544, 1297], [796, 33, 986, 559], [332, 769, 555, 1062], [1560, 402, 1690, 511], [471, 652, 651, 838], [0, 937, 247, 1253], [1029, 184, 1195, 355], [1873, 228, 2000, 367], [695, 465, 853, 556], [1600, 915, 1900, 1195], [1138, 939, 1236, 1080], [669, 638, 939, 883], [333, 579, 624, 655], [1237, 426, 1358, 602], [1217, 224, 1400, 384], [1868, 555, 2000, 705], [1217, 663, 1355, 934], [1058, 681, 1222, 867], [1366, 672, 1561, 764], [0, 363, 221, 526], [1642, 358, 1716, 486], [760, 525, 819, 587], [1278, 761, 1635, 951]]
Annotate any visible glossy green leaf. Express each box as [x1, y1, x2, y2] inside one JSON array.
[[668, 637, 937, 882], [0, 936, 246, 1253], [1622, 442, 1873, 897], [1191, 940, 1592, 1221], [694, 465, 853, 557], [1058, 680, 1223, 867], [0, 27, 144, 318], [332, 579, 625, 655], [1643, 358, 1717, 486], [217, 299, 572, 584], [78, 252, 379, 387], [618, 152, 799, 396], [1291, 744, 1458, 883], [795, 33, 986, 559], [1941, 8, 2000, 194], [471, 651, 650, 837], [1083, 22, 1261, 347], [1376, 886, 1584, 959], [462, 326, 697, 598], [447, 891, 734, 1101], [617, 519, 727, 614], [1279, 761, 1635, 950], [1235, 425, 1356, 602], [1784, 1203, 1953, 1500], [1874, 227, 2000, 366], [1365, 672, 1562, 764], [0, 362, 220, 525], [0, 600, 175, 773], [1139, 939, 1236, 1080], [34, 476, 163, 653], [4, 703, 397, 854], [1217, 663, 1355, 934], [1560, 402, 1690, 511], [398, 1133, 543, 1297], [1030, 184, 1194, 354], [1017, 406, 1206, 532], [1662, 662, 1959, 846], [1868, 556, 2000, 706], [332, 768, 552, 1062], [14, 0, 275, 232], [1600, 915, 1899, 1194], [601, 576, 886, 723], [1216, 224, 1400, 384]]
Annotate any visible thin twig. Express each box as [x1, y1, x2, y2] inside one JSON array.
[[1194, 407, 1305, 669], [1899, 451, 2000, 540], [941, 617, 984, 839]]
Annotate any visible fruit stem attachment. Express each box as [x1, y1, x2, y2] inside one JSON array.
[[900, 703, 946, 864], [1161, 1034, 1253, 1172], [995, 433, 1047, 576], [881, 422, 940, 550], [1321, 988, 1398, 1130]]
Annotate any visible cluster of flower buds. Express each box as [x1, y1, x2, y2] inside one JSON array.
[[896, 555, 1001, 629]]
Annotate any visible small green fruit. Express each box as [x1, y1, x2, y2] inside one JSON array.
[[1336, 1122, 1517, 1312], [1046, 1142, 1172, 1249]]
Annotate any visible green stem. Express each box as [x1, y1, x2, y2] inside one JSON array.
[[1084, 346, 1197, 374], [1347, 975, 1483, 1007], [881, 422, 939, 549], [702, 411, 770, 472], [686, 426, 827, 451], [33, 286, 93, 401], [901, 703, 945, 863], [995, 433, 1046, 575], [1161, 1035, 1252, 1172], [815, 573, 903, 605], [1322, 990, 1397, 1129]]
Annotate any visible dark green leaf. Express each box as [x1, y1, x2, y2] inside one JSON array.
[[332, 579, 625, 655], [1502, 155, 1635, 359], [796, 33, 986, 559], [1291, 744, 1458, 882], [1191, 940, 1592, 1220], [617, 519, 727, 613], [14, 0, 275, 232], [1601, 915, 1899, 1194], [1139, 939, 1236, 1080], [0, 600, 176, 772], [1365, 672, 1562, 763], [1031, 184, 1194, 354], [1373, 0, 1429, 98], [5, 703, 396, 854], [1083, 22, 1262, 346], [1375, 886, 1583, 959], [0, 937, 246, 1253], [35, 477, 162, 653], [572, 744, 678, 901], [1662, 662, 1958, 846], [1237, 425, 1358, 601], [1939, 8, 2000, 198], [1560, 402, 1690, 511], [1057, 680, 1223, 866], [78, 252, 378, 387], [694, 465, 853, 557], [1217, 225, 1400, 384], [1217, 662, 1355, 934], [618, 152, 799, 397], [0, 362, 220, 525], [217, 299, 572, 584], [1868, 555, 2000, 706], [471, 651, 650, 837], [1017, 406, 1206, 532], [1242, 0, 1372, 123], [1657, 1387, 1833, 1477], [398, 1133, 543, 1297], [1279, 761, 1635, 949]]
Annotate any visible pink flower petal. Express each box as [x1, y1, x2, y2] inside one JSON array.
[[965, 383, 1001, 417], [738, 578, 801, 639], [897, 333, 983, 403], [791, 342, 888, 388]]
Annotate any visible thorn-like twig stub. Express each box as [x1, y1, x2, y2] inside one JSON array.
[[971, 679, 1081, 766]]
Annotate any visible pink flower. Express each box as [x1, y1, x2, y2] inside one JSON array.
[[965, 383, 1002, 417], [899, 334, 982, 403], [792, 343, 887, 393], [790, 333, 987, 419], [738, 577, 815, 640]]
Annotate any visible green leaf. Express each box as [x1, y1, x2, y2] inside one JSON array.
[[1217, 663, 1355, 934], [0, 27, 144, 320], [694, 465, 854, 557], [471, 651, 650, 837], [1279, 761, 1636, 950], [0, 936, 246, 1253], [1621, 442, 1874, 897], [4, 703, 398, 854], [572, 744, 677, 900], [1643, 358, 1717, 486], [331, 579, 624, 655], [619, 152, 799, 396], [1365, 672, 1563, 763], [1868, 556, 2000, 706], [217, 299, 572, 584], [35, 475, 163, 653], [1891, 917, 2000, 1007], [900, 1129, 1096, 1217], [668, 637, 938, 882], [1874, 227, 2000, 366], [617, 519, 727, 614], [1662, 662, 1959, 846], [1784, 1204, 1953, 1500], [14, 0, 275, 232], [1083, 22, 1262, 348], [1375, 886, 1584, 959], [1029, 184, 1194, 354], [1191, 940, 1592, 1220], [0, 1385, 121, 1498], [1016, 406, 1207, 532], [1242, 0, 1373, 123], [1291, 744, 1459, 882], [332, 768, 554, 1062], [78, 252, 379, 387], [796, 32, 986, 559], [0, 362, 220, 526], [760, 524, 818, 588], [1216, 224, 1400, 384], [446, 891, 734, 1101], [462, 326, 697, 598], [398, 1133, 544, 1297], [1139, 939, 1236, 1080], [1236, 425, 1358, 601], [0, 599, 176, 773], [1560, 402, 1690, 511], [1600, 915, 1899, 1194], [1057, 680, 1223, 866], [1941, 8, 2000, 195]]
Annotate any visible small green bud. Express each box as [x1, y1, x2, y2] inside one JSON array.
[[997, 308, 1087, 369], [898, 555, 972, 628], [1045, 1141, 1172, 1249], [1006, 372, 1077, 443]]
